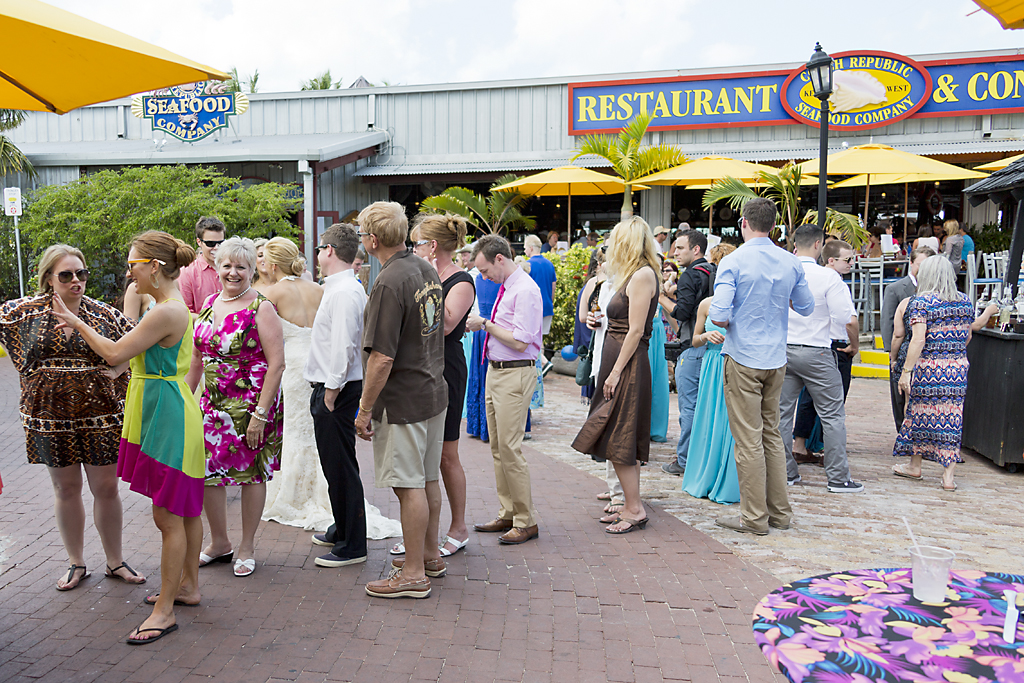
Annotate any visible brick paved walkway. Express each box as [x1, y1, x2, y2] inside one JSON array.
[[0, 357, 784, 683]]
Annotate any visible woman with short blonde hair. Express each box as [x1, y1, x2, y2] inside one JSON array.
[[940, 219, 964, 267]]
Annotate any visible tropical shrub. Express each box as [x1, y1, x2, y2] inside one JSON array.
[[11, 165, 301, 303], [544, 245, 592, 353], [971, 222, 1011, 255]]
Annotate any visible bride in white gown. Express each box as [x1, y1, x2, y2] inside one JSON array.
[[256, 238, 401, 539]]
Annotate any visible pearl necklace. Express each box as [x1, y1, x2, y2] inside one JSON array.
[[220, 285, 251, 302]]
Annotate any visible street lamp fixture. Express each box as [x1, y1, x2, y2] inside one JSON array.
[[806, 42, 834, 231]]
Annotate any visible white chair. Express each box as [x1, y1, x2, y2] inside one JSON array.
[[978, 251, 1004, 301], [858, 257, 885, 334]]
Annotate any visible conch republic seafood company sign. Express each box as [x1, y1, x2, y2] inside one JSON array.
[[569, 51, 1024, 134], [132, 82, 249, 142]]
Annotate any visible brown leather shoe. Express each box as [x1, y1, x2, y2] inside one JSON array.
[[498, 525, 539, 544], [390, 557, 447, 577], [474, 518, 513, 533], [794, 451, 823, 466]]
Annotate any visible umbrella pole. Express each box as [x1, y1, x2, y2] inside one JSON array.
[[903, 183, 908, 246], [863, 175, 871, 228], [568, 191, 572, 239], [709, 201, 714, 235]]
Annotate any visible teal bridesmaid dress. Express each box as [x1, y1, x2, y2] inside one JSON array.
[[681, 321, 739, 504], [648, 313, 669, 442]]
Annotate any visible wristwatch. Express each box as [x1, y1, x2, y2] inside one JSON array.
[[253, 405, 268, 418]]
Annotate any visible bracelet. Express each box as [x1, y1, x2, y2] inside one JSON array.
[[253, 405, 268, 418], [359, 402, 372, 412], [249, 411, 267, 422], [902, 369, 912, 375]]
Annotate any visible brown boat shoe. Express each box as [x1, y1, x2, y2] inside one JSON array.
[[474, 517, 514, 533], [390, 557, 447, 577], [365, 567, 431, 599]]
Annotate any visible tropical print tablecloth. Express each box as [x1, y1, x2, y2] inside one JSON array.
[[752, 568, 1024, 683]]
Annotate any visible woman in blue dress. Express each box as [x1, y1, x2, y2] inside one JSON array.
[[680, 298, 740, 505], [466, 271, 501, 441], [648, 305, 669, 442]]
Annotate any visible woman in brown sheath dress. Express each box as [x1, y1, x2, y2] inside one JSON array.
[[572, 217, 660, 534]]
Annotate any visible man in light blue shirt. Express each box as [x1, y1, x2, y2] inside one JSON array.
[[709, 197, 814, 536]]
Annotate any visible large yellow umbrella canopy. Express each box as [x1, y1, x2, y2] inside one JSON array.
[[635, 156, 780, 185], [797, 144, 973, 177], [831, 169, 989, 188], [0, 0, 228, 114], [978, 152, 1024, 171], [492, 166, 636, 196], [971, 0, 1024, 29]]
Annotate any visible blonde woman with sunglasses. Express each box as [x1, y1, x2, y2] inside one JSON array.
[[0, 244, 145, 592]]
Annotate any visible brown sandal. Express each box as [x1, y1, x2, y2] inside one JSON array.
[[606, 517, 649, 534]]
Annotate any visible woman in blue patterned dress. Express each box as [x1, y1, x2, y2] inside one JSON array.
[[466, 272, 500, 441], [890, 256, 974, 492]]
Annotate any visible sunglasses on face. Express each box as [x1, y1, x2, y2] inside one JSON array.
[[316, 243, 339, 252], [838, 256, 856, 263], [55, 269, 89, 283], [202, 239, 225, 248], [127, 258, 167, 266], [413, 240, 431, 247]]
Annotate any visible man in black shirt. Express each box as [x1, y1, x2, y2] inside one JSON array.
[[659, 229, 714, 475]]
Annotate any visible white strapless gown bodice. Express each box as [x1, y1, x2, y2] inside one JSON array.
[[262, 320, 401, 539]]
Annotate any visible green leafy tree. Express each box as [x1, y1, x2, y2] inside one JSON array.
[[571, 111, 687, 220], [224, 67, 260, 93], [421, 174, 535, 235], [0, 110, 35, 178], [702, 162, 868, 248], [301, 70, 342, 90], [14, 165, 301, 303]]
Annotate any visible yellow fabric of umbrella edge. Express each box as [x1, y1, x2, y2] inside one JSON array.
[[831, 170, 989, 188], [977, 152, 1024, 171], [970, 0, 1024, 29]]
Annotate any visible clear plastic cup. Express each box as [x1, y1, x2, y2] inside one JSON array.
[[909, 546, 956, 603]]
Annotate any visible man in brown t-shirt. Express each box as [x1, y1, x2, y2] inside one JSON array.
[[355, 201, 447, 600]]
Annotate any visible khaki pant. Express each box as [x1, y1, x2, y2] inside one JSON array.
[[722, 356, 791, 532], [484, 365, 536, 528]]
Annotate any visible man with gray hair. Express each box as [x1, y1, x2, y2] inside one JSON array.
[[709, 198, 814, 535], [355, 201, 447, 599]]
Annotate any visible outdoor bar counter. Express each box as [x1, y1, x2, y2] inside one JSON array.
[[962, 327, 1024, 471]]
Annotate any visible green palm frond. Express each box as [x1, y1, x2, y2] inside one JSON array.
[[803, 209, 869, 248], [0, 134, 35, 178], [702, 177, 757, 211], [0, 110, 27, 133], [635, 145, 688, 180], [421, 195, 480, 230]]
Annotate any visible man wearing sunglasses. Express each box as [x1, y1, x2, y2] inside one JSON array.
[[180, 216, 227, 313]]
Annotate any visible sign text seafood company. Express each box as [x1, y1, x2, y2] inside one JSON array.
[[569, 51, 1024, 134]]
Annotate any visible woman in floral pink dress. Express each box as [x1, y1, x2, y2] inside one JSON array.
[[186, 237, 284, 578]]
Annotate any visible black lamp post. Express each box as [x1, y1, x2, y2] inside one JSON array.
[[806, 43, 834, 230]]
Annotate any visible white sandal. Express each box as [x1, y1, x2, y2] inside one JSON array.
[[233, 558, 255, 577], [439, 536, 468, 557], [389, 542, 405, 556]]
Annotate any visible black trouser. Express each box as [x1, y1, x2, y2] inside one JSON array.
[[889, 373, 906, 431], [793, 340, 854, 439], [310, 381, 366, 559]]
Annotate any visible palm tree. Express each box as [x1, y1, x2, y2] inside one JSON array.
[[701, 162, 867, 248], [421, 174, 535, 235], [301, 70, 342, 91], [570, 111, 687, 220], [0, 110, 35, 178], [224, 68, 260, 93]]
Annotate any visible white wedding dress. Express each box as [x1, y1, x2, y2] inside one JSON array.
[[262, 319, 402, 539]]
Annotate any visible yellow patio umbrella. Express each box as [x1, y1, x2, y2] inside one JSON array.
[[635, 156, 818, 232], [798, 144, 984, 234], [832, 168, 990, 241], [0, 0, 228, 114], [970, 0, 1024, 29], [492, 166, 646, 234], [977, 152, 1024, 171]]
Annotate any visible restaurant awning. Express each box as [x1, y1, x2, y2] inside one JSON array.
[[20, 131, 387, 170]]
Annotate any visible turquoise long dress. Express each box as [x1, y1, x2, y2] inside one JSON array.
[[648, 314, 669, 442], [681, 321, 739, 504]]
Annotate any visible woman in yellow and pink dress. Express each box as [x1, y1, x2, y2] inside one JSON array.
[[53, 230, 204, 646]]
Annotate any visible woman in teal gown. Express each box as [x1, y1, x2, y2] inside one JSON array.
[[681, 297, 739, 504], [648, 310, 669, 442]]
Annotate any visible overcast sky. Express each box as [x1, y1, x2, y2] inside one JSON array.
[[47, 0, 1024, 93]]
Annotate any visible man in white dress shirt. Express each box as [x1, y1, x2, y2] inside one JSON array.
[[779, 224, 863, 493], [303, 223, 369, 567]]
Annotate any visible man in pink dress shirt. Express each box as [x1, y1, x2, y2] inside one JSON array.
[[466, 235, 544, 545], [179, 216, 226, 313]]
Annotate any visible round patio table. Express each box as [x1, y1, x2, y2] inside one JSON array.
[[752, 568, 1024, 683]]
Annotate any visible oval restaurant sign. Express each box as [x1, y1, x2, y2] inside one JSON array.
[[781, 51, 931, 130], [132, 82, 249, 142]]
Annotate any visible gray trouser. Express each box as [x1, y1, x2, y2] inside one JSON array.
[[780, 345, 852, 485]]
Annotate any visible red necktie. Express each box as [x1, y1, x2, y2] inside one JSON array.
[[483, 283, 505, 363]]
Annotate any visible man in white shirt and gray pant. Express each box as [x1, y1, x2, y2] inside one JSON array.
[[304, 223, 370, 567], [779, 224, 863, 493]]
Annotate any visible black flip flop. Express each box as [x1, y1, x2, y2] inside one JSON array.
[[126, 623, 178, 645], [56, 564, 90, 592], [142, 594, 200, 607], [106, 561, 146, 584]]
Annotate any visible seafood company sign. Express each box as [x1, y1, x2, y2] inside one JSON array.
[[569, 52, 1024, 134], [132, 83, 249, 142]]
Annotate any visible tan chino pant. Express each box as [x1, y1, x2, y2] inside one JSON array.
[[484, 365, 537, 528], [722, 356, 792, 532]]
